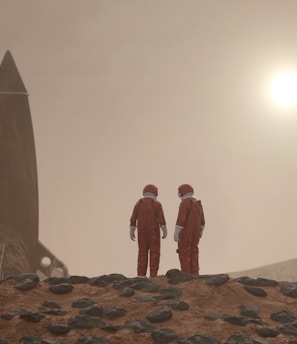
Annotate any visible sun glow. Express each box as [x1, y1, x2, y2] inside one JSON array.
[[270, 72, 297, 107]]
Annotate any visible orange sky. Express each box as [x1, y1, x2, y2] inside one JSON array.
[[1, 0, 297, 277]]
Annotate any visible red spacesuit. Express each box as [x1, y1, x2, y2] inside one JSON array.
[[174, 184, 205, 275], [130, 184, 167, 277]]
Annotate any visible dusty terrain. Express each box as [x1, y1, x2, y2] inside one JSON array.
[[1, 270, 297, 344]]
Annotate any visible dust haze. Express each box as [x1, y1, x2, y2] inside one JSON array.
[[1, 0, 297, 277]]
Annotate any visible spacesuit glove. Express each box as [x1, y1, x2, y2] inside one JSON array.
[[200, 225, 205, 238], [161, 225, 167, 239], [130, 226, 136, 241], [174, 226, 183, 242]]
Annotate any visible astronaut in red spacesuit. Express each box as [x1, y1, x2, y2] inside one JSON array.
[[174, 184, 205, 275], [130, 184, 167, 277]]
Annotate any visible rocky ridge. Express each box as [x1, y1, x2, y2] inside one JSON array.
[[1, 270, 297, 343]]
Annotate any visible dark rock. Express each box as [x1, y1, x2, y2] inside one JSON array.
[[165, 269, 199, 284], [118, 287, 134, 297], [224, 333, 252, 343], [38, 307, 67, 315], [151, 328, 179, 343], [204, 314, 221, 321], [15, 278, 38, 291], [103, 306, 127, 319], [89, 275, 111, 287], [205, 274, 229, 286], [67, 275, 89, 284], [41, 340, 64, 344], [281, 282, 297, 299], [45, 277, 69, 285], [77, 336, 110, 344], [124, 318, 156, 333], [98, 321, 121, 333], [72, 298, 96, 308], [0, 338, 10, 344], [108, 273, 127, 282], [158, 285, 182, 298], [48, 323, 71, 335], [48, 283, 73, 294], [223, 314, 250, 326], [165, 300, 189, 310], [253, 339, 274, 344], [289, 339, 297, 344], [15, 273, 39, 284], [1, 309, 19, 320], [147, 308, 172, 323], [270, 309, 296, 323], [112, 277, 160, 292], [235, 277, 278, 287], [135, 295, 157, 303], [79, 305, 104, 317], [276, 322, 297, 336], [239, 305, 261, 318], [244, 286, 267, 297], [18, 334, 41, 344], [255, 327, 279, 338], [68, 314, 103, 329], [176, 334, 219, 343], [19, 310, 45, 323], [41, 301, 62, 309]]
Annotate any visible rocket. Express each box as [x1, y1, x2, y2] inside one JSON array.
[[0, 50, 68, 279]]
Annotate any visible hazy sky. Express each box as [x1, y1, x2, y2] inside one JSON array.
[[1, 0, 297, 278]]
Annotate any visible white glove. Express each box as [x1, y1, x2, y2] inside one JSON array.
[[200, 225, 205, 238], [174, 226, 183, 242], [161, 226, 167, 239], [130, 226, 136, 241]]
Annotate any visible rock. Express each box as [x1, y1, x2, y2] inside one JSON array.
[[135, 295, 157, 303], [158, 285, 182, 298], [239, 305, 261, 318], [103, 306, 127, 319], [48, 323, 71, 335], [151, 328, 179, 343], [67, 275, 89, 284], [147, 308, 172, 323], [79, 305, 104, 317], [19, 310, 45, 323], [223, 314, 250, 326], [281, 282, 297, 299], [118, 287, 134, 297], [77, 336, 110, 344], [124, 318, 156, 333], [255, 327, 279, 338], [0, 338, 10, 344], [48, 283, 73, 294], [165, 269, 199, 284], [224, 333, 252, 343], [68, 314, 103, 329], [1, 310, 19, 320], [71, 297, 96, 308], [270, 309, 296, 323], [176, 334, 219, 343], [165, 300, 189, 310], [243, 286, 267, 297], [38, 307, 67, 315], [112, 277, 160, 292], [234, 277, 278, 287], [276, 323, 297, 336], [205, 274, 229, 286], [41, 301, 62, 309], [18, 334, 41, 344], [89, 275, 111, 287], [98, 321, 122, 333]]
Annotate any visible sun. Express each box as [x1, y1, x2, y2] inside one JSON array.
[[270, 72, 297, 106]]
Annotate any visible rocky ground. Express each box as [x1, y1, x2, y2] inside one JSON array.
[[1, 270, 297, 344]]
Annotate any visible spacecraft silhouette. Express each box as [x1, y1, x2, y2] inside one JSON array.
[[0, 50, 68, 279]]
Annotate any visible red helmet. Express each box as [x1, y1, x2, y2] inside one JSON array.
[[178, 184, 194, 197], [143, 184, 158, 196]]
